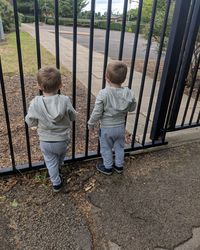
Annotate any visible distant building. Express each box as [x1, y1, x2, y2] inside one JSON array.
[[111, 15, 122, 23]]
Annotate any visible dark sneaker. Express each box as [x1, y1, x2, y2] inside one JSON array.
[[53, 175, 63, 193], [53, 183, 62, 193], [113, 165, 123, 174], [96, 163, 112, 175]]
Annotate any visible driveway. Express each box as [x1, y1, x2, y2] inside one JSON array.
[[39, 24, 164, 60]]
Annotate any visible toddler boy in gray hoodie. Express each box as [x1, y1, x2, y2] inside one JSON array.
[[88, 61, 137, 175], [25, 67, 76, 192]]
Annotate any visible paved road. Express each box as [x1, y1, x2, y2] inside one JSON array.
[[41, 24, 165, 61]]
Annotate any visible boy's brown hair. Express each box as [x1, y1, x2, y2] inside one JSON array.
[[37, 67, 61, 93], [106, 61, 127, 85]]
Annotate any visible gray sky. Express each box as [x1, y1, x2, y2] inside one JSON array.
[[83, 0, 138, 14]]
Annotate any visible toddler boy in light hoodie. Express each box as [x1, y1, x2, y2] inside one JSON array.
[[25, 67, 76, 192], [88, 61, 137, 175]]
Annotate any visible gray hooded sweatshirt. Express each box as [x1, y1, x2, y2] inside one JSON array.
[[88, 86, 137, 127], [25, 94, 76, 142]]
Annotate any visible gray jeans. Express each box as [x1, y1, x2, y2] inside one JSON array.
[[100, 125, 125, 169], [40, 141, 68, 186]]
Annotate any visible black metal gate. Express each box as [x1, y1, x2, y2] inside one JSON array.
[[0, 0, 200, 175], [151, 0, 200, 140]]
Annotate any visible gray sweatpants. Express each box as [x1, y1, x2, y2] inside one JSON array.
[[100, 125, 125, 169], [40, 141, 68, 186]]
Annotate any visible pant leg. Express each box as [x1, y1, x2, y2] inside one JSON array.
[[59, 151, 67, 166], [100, 128, 114, 169], [113, 125, 125, 168], [40, 141, 67, 186]]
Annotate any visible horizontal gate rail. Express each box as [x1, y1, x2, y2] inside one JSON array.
[[0, 140, 167, 176]]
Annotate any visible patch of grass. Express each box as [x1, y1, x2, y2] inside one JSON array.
[[34, 173, 47, 182], [0, 32, 57, 76]]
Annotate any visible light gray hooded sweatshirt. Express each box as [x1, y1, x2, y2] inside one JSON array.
[[88, 86, 137, 127], [25, 94, 76, 141]]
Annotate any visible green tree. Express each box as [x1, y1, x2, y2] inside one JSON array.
[[127, 8, 138, 21], [39, 0, 54, 22], [130, 0, 175, 44], [0, 0, 14, 32], [59, 0, 88, 18], [78, 10, 91, 19], [17, 0, 34, 15], [16, 0, 88, 19]]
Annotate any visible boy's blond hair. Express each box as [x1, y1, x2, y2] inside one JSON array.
[[106, 61, 127, 85], [37, 67, 61, 93]]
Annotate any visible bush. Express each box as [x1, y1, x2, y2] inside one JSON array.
[[126, 22, 137, 33], [21, 15, 35, 23], [46, 17, 91, 27], [95, 20, 106, 29], [0, 0, 15, 32], [45, 17, 137, 34], [46, 17, 55, 25]]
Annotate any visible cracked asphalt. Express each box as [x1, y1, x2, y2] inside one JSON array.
[[1, 140, 200, 250]]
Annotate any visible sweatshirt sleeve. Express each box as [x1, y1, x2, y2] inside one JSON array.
[[128, 95, 137, 112], [88, 91, 104, 127], [25, 99, 38, 127], [66, 98, 76, 122]]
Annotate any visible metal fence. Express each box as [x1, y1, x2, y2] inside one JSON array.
[[0, 0, 200, 175]]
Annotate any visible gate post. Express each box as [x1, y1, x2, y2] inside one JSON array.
[[150, 0, 192, 140], [167, 0, 200, 129]]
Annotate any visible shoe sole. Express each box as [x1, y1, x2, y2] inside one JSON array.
[[53, 188, 62, 193], [96, 166, 112, 175], [113, 168, 123, 174]]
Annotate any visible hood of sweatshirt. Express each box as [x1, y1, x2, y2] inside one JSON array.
[[34, 95, 67, 125], [106, 86, 133, 112]]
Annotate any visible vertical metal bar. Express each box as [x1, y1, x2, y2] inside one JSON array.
[[128, 0, 143, 89], [142, 0, 171, 146], [34, 0, 42, 95], [197, 111, 200, 124], [13, 0, 32, 168], [85, 0, 95, 156], [189, 84, 200, 125], [168, 0, 200, 128], [162, 0, 195, 133], [131, 0, 157, 147], [181, 53, 200, 126], [0, 59, 16, 170], [72, 0, 77, 159], [34, 0, 41, 69], [55, 0, 60, 69], [102, 0, 112, 89], [150, 0, 192, 140], [118, 0, 128, 60]]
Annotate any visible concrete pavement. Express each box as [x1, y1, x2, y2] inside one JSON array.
[[1, 136, 200, 249]]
